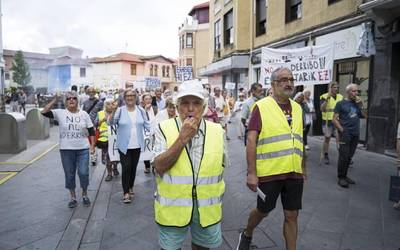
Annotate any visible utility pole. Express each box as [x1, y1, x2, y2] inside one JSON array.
[[0, 0, 5, 112]]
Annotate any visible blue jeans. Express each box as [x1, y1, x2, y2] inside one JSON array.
[[60, 149, 89, 190]]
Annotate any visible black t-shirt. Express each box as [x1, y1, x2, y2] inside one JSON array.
[[334, 99, 364, 136]]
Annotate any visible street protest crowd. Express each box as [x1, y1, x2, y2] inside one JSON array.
[[39, 67, 399, 250]]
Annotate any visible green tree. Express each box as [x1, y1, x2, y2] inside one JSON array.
[[11, 50, 31, 87]]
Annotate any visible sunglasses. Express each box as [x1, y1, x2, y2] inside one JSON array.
[[66, 97, 78, 101]]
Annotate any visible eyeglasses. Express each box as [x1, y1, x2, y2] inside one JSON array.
[[66, 97, 78, 101], [275, 78, 294, 84], [125, 94, 136, 98]]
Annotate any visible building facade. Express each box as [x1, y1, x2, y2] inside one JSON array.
[[90, 53, 177, 90], [4, 46, 92, 93], [199, 0, 251, 92], [178, 2, 211, 79], [197, 0, 399, 153]]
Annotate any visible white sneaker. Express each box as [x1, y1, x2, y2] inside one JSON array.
[[305, 145, 310, 150]]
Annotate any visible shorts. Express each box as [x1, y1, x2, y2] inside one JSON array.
[[257, 179, 304, 214], [322, 121, 336, 138], [158, 202, 222, 250]]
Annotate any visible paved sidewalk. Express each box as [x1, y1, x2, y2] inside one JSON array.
[[0, 122, 399, 250]]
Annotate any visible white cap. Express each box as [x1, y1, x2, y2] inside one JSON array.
[[176, 80, 205, 100]]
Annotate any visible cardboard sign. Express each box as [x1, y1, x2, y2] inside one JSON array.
[[260, 44, 334, 87], [176, 66, 193, 82], [139, 130, 154, 162], [108, 125, 120, 162]]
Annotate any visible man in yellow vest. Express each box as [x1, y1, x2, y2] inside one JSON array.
[[237, 68, 305, 250], [320, 82, 343, 164], [153, 79, 227, 250]]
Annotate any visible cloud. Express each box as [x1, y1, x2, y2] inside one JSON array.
[[2, 0, 206, 58]]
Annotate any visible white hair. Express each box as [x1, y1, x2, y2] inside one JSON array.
[[345, 83, 358, 93]]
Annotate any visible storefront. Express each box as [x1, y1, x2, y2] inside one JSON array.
[[313, 23, 374, 142]]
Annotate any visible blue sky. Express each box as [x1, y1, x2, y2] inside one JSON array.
[[2, 0, 205, 58]]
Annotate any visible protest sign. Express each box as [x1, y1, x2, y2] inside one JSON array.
[[176, 66, 193, 82], [139, 130, 154, 162], [260, 44, 334, 87], [145, 77, 161, 90], [225, 82, 236, 90], [108, 125, 120, 162]]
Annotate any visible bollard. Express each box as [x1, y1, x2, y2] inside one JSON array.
[[26, 108, 50, 140], [0, 112, 27, 153]]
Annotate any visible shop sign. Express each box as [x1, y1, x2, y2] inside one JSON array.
[[316, 24, 365, 60], [261, 44, 334, 87]]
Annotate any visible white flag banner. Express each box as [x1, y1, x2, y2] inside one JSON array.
[[139, 130, 154, 162], [260, 44, 334, 87], [108, 125, 120, 162]]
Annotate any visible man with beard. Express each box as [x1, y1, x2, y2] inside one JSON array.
[[237, 68, 305, 250]]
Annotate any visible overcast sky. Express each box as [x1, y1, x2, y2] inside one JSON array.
[[2, 0, 205, 59]]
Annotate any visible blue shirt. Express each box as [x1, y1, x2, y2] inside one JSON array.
[[334, 99, 364, 136]]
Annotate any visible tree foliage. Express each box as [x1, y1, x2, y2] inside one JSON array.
[[11, 50, 31, 87]]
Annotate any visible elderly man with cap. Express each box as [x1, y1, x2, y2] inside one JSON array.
[[153, 80, 228, 250]]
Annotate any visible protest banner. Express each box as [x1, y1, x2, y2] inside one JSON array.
[[176, 66, 193, 82], [139, 130, 154, 162], [108, 124, 120, 162], [260, 44, 334, 87], [145, 77, 161, 90], [225, 82, 236, 90]]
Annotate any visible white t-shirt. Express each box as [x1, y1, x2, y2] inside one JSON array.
[[214, 95, 225, 118], [52, 109, 93, 150], [127, 109, 140, 149]]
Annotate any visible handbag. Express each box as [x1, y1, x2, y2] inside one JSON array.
[[389, 175, 400, 202]]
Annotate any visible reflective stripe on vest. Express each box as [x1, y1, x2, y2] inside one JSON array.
[[320, 93, 343, 121], [155, 118, 225, 227], [255, 96, 304, 177], [156, 193, 223, 207], [257, 133, 303, 146], [160, 173, 223, 185]]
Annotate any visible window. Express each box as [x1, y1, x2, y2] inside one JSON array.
[[80, 67, 86, 78], [286, 0, 302, 23], [154, 65, 158, 76], [328, 0, 342, 4], [214, 19, 221, 51], [162, 66, 166, 77], [5, 72, 9, 80], [186, 33, 193, 48], [130, 64, 136, 75], [186, 58, 192, 66], [224, 9, 234, 45], [256, 0, 267, 36], [150, 64, 153, 76], [181, 35, 185, 49], [166, 66, 170, 77]]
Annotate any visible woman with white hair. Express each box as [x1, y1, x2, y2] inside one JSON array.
[[41, 91, 95, 208], [294, 91, 310, 149], [303, 89, 315, 150], [94, 98, 118, 181]]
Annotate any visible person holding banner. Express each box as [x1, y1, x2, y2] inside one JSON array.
[[153, 79, 227, 250], [140, 93, 156, 174], [237, 68, 305, 250], [94, 98, 118, 182], [109, 89, 151, 204], [320, 82, 343, 165]]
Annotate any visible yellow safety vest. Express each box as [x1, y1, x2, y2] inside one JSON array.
[[97, 111, 109, 142], [255, 96, 303, 177], [155, 118, 225, 227], [320, 93, 343, 121]]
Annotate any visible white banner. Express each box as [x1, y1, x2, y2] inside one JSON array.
[[139, 130, 154, 162], [108, 125, 120, 162], [225, 82, 236, 90], [260, 44, 334, 87]]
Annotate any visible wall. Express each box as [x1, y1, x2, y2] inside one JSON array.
[[71, 65, 93, 88], [92, 62, 123, 89], [253, 0, 363, 48]]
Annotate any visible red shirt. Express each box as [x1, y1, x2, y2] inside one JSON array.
[[248, 103, 303, 183]]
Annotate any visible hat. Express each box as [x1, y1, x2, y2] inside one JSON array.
[[176, 80, 205, 100]]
